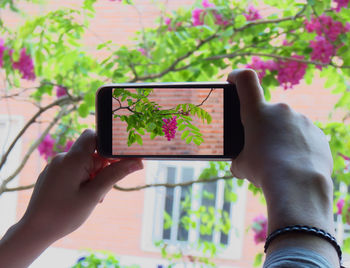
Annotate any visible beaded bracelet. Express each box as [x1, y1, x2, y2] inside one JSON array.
[[264, 225, 343, 267]]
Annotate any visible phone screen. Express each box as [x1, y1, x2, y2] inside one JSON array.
[[96, 82, 243, 159], [112, 87, 223, 156]]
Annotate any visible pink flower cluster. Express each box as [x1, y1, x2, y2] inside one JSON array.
[[252, 214, 267, 244], [304, 15, 350, 69], [164, 17, 182, 31], [192, 0, 229, 27], [276, 55, 307, 90], [0, 38, 36, 80], [11, 48, 36, 80], [243, 5, 262, 21], [337, 198, 345, 215], [310, 36, 335, 67], [38, 134, 74, 161], [246, 56, 277, 82], [56, 85, 67, 98], [336, 198, 350, 224], [138, 48, 146, 56], [246, 55, 307, 89], [334, 0, 349, 12], [0, 39, 6, 67], [38, 135, 56, 160], [162, 116, 177, 141]]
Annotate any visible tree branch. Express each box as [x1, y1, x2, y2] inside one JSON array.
[[113, 175, 233, 191], [204, 52, 350, 69], [196, 88, 214, 107], [3, 183, 35, 192], [128, 6, 310, 82], [0, 107, 75, 195], [129, 33, 219, 82], [234, 5, 307, 33], [0, 95, 81, 171]]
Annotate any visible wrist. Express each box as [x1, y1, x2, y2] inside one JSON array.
[[0, 218, 55, 268], [261, 169, 334, 234]]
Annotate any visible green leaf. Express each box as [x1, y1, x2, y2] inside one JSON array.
[[135, 134, 143, 145], [193, 137, 203, 146], [150, 132, 156, 140], [78, 103, 89, 118], [186, 136, 193, 144], [181, 130, 190, 139], [178, 124, 187, 131], [234, 15, 247, 28], [253, 253, 263, 267], [206, 113, 212, 124], [148, 122, 156, 131], [83, 0, 97, 11]]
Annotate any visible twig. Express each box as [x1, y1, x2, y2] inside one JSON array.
[[3, 183, 35, 192], [204, 52, 350, 68], [196, 88, 214, 107], [113, 175, 233, 192], [157, 88, 214, 116], [234, 5, 307, 32], [0, 107, 74, 194], [0, 95, 81, 170], [129, 33, 219, 82], [0, 86, 39, 98]]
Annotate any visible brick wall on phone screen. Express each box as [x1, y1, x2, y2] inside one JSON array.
[[0, 0, 340, 267], [112, 88, 224, 155]]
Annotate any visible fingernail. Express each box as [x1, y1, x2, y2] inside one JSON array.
[[128, 160, 143, 173]]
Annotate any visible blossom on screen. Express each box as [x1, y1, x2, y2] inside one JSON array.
[[162, 116, 177, 141]]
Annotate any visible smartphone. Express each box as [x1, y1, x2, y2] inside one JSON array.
[[96, 82, 244, 160]]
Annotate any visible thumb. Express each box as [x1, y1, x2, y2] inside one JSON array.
[[227, 69, 265, 121], [84, 159, 143, 198]]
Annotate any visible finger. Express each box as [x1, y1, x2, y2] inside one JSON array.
[[84, 159, 143, 198], [67, 129, 96, 162], [230, 156, 245, 180], [227, 69, 265, 120]]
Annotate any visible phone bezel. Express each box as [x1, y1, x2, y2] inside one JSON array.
[[96, 82, 244, 160]]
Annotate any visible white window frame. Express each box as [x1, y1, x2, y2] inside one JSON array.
[[0, 115, 23, 236], [141, 160, 247, 260]]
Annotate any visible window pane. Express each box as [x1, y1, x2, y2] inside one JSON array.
[[220, 201, 231, 245], [220, 181, 233, 245], [199, 181, 217, 242], [177, 167, 193, 241], [162, 167, 176, 240]]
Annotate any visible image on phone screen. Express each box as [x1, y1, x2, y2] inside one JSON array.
[[112, 87, 223, 156]]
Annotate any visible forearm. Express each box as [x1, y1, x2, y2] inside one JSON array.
[[261, 169, 339, 267], [0, 219, 54, 268]]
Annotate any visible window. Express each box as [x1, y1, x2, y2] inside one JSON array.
[[334, 180, 350, 244], [142, 161, 247, 259], [0, 115, 23, 236]]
